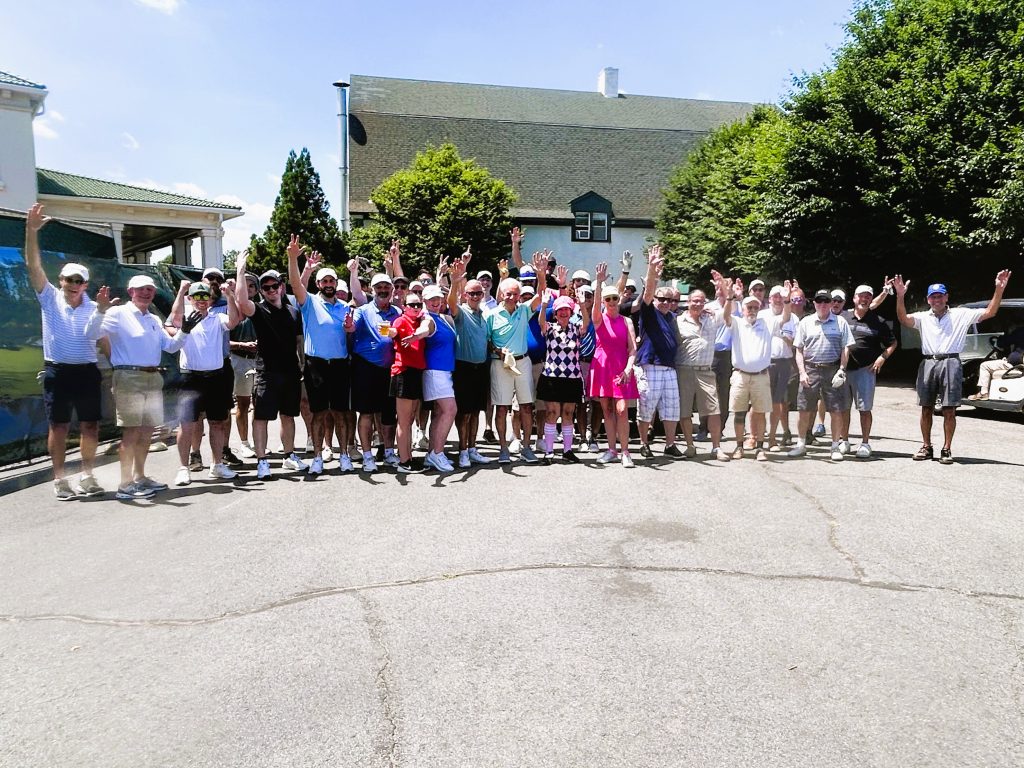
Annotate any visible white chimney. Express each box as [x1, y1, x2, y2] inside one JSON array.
[[598, 67, 619, 98]]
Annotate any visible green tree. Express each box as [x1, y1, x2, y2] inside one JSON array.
[[366, 143, 517, 276], [771, 0, 1024, 295], [658, 105, 789, 286], [248, 148, 343, 275]]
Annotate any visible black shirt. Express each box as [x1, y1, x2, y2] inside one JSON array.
[[844, 309, 895, 370], [249, 300, 303, 372]]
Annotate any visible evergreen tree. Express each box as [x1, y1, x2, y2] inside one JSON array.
[[248, 148, 343, 275]]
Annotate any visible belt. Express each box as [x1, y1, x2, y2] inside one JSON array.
[[805, 361, 840, 369], [925, 353, 960, 360], [494, 354, 527, 360], [737, 368, 769, 376], [681, 365, 713, 371], [184, 368, 221, 378], [307, 355, 349, 364], [770, 358, 791, 363], [113, 365, 160, 372], [44, 361, 96, 368]]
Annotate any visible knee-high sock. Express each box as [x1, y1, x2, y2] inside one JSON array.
[[544, 423, 556, 454], [562, 425, 573, 452]]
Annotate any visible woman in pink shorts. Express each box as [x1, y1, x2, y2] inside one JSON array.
[[588, 261, 638, 467]]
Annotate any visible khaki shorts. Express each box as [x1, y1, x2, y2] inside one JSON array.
[[677, 366, 720, 417], [490, 357, 534, 407], [728, 370, 771, 414], [112, 369, 164, 427], [231, 354, 256, 397]]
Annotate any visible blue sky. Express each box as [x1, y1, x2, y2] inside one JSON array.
[[3, 0, 855, 254]]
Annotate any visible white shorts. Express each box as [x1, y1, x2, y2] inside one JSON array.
[[638, 364, 680, 422], [423, 369, 455, 402]]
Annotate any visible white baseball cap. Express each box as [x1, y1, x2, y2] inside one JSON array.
[[59, 263, 89, 281], [741, 295, 761, 307], [422, 285, 445, 301], [831, 289, 846, 301], [316, 267, 338, 282], [854, 284, 873, 296], [201, 267, 225, 280], [370, 273, 392, 287], [769, 285, 784, 297], [127, 275, 156, 290], [749, 279, 766, 290], [571, 269, 591, 282]]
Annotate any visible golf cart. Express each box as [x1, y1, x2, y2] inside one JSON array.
[[961, 298, 1024, 413]]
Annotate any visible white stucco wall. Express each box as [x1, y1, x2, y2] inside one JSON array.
[[0, 88, 42, 212], [517, 223, 655, 279]]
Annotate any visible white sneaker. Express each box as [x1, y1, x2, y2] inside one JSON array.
[[283, 453, 308, 471], [237, 442, 257, 459], [339, 455, 355, 473], [711, 447, 731, 462], [256, 458, 272, 480], [588, 441, 600, 454], [856, 443, 872, 459], [383, 449, 400, 467], [307, 456, 324, 476], [787, 443, 807, 458], [621, 452, 635, 468], [830, 447, 844, 461], [361, 453, 377, 473], [467, 447, 492, 465], [208, 463, 237, 480], [177, 467, 193, 486], [304, 439, 315, 454], [508, 439, 522, 454], [322, 446, 335, 462], [596, 449, 618, 464], [458, 450, 472, 469], [426, 452, 455, 473], [348, 446, 362, 462], [839, 440, 850, 455]]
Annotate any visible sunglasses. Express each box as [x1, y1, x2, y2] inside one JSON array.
[[604, 296, 619, 302], [813, 298, 830, 304], [261, 283, 282, 291], [405, 302, 423, 309], [831, 298, 844, 303], [393, 282, 409, 289], [466, 290, 483, 297], [791, 298, 805, 304], [654, 296, 672, 303], [205, 276, 224, 283], [62, 277, 85, 285], [190, 293, 211, 301]]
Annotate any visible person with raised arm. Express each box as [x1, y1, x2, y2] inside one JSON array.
[[421, 252, 460, 473], [233, 250, 307, 480], [894, 269, 1011, 464], [447, 251, 493, 468], [388, 290, 434, 473], [24, 204, 105, 499], [588, 261, 638, 467]]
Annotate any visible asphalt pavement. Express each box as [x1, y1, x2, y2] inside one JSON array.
[[1, 383, 1022, 767]]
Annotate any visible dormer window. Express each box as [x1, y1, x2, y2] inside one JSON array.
[[570, 191, 612, 243]]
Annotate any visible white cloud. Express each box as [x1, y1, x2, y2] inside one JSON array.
[[48, 110, 66, 123], [122, 132, 140, 150], [221, 198, 273, 253], [266, 173, 281, 188], [133, 0, 181, 14], [33, 118, 59, 140], [171, 181, 209, 198]]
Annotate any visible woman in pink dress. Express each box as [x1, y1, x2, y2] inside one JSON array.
[[588, 261, 638, 467]]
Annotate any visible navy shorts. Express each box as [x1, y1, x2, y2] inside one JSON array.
[[304, 356, 351, 413], [42, 363, 102, 424], [453, 360, 490, 414], [350, 354, 397, 425], [176, 365, 233, 423]]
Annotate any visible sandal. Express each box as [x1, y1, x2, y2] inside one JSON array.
[[913, 444, 934, 461]]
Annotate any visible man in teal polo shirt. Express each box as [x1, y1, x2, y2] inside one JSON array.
[[487, 253, 547, 464]]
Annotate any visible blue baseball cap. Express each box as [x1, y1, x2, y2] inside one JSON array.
[[519, 266, 537, 278], [926, 283, 948, 296]]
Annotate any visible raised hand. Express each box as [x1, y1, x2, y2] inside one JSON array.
[[286, 234, 302, 261], [181, 310, 203, 334], [732, 278, 745, 300], [389, 239, 400, 261], [555, 264, 569, 286], [781, 279, 792, 300], [621, 250, 633, 272], [347, 257, 360, 277], [96, 285, 120, 312], [449, 258, 467, 282], [497, 258, 509, 278], [595, 262, 609, 283], [305, 250, 323, 272], [461, 244, 472, 264], [178, 279, 191, 295], [236, 249, 249, 272], [995, 269, 1012, 290], [892, 274, 909, 296], [510, 227, 523, 248], [223, 278, 236, 295], [647, 244, 662, 266], [27, 203, 50, 232]]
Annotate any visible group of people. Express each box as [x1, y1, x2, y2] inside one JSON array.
[[26, 205, 1013, 500]]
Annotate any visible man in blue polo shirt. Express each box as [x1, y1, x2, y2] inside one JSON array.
[[287, 236, 355, 477], [351, 273, 401, 471], [636, 246, 683, 460]]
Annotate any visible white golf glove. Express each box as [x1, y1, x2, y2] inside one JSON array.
[[831, 369, 847, 388], [621, 251, 633, 272]]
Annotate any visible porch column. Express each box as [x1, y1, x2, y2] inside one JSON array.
[[109, 222, 124, 262], [200, 228, 224, 269], [171, 237, 192, 266]]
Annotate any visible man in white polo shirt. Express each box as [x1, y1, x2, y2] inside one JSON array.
[[894, 270, 1011, 464], [24, 203, 105, 500], [87, 274, 192, 499], [722, 279, 774, 461]]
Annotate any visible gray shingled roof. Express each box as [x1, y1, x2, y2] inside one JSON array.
[[349, 75, 754, 221], [0, 70, 45, 89], [38, 168, 241, 211]]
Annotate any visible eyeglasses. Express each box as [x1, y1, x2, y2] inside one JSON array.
[[654, 296, 672, 303], [791, 298, 804, 304], [393, 282, 409, 289], [190, 293, 211, 301], [604, 296, 619, 302], [466, 290, 483, 297], [261, 283, 282, 291], [62, 277, 85, 285]]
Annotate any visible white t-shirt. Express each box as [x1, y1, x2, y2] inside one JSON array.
[[760, 308, 796, 360], [180, 313, 231, 372], [87, 303, 185, 366], [911, 306, 986, 355]]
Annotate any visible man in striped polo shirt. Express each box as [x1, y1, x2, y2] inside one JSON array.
[[25, 204, 104, 500]]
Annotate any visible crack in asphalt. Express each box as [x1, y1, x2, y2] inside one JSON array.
[[0, 562, 1021, 629], [357, 594, 400, 768], [761, 464, 867, 580]]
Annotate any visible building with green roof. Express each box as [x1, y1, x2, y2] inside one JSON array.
[[347, 70, 754, 274]]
